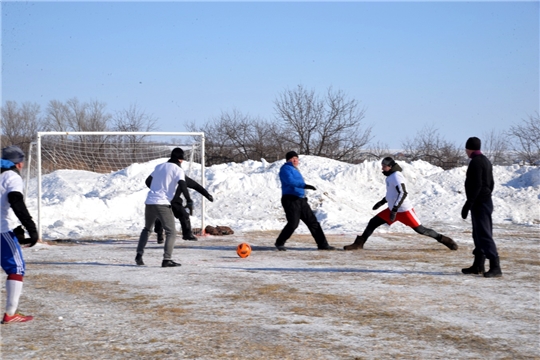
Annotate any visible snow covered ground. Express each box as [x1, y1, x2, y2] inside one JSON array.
[[1, 156, 539, 359]]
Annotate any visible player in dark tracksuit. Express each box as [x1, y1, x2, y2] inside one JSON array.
[[150, 175, 213, 242], [274, 151, 335, 251], [461, 137, 502, 278]]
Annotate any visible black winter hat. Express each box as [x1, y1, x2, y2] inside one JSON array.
[[465, 137, 481, 151], [285, 151, 299, 161], [170, 147, 185, 161], [381, 157, 396, 167], [1, 145, 25, 164]]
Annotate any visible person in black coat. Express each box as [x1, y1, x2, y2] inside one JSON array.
[[461, 137, 502, 278], [146, 175, 213, 242]]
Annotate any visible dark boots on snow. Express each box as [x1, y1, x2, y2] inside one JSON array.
[[344, 236, 366, 251], [484, 257, 502, 278], [438, 235, 458, 250], [462, 254, 486, 275], [157, 233, 164, 244]]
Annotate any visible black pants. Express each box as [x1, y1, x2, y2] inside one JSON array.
[[470, 198, 498, 260], [155, 205, 192, 238], [275, 195, 329, 248]]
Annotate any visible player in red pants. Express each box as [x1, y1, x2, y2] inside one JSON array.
[[344, 157, 458, 251]]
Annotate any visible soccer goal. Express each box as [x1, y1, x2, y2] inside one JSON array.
[[26, 131, 206, 240]]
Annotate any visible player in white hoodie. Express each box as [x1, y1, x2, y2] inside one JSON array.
[[344, 157, 458, 251], [1, 146, 39, 323]]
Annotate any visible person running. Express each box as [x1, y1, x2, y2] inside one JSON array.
[[461, 137, 502, 278], [135, 148, 191, 267], [344, 157, 458, 251], [274, 151, 335, 251], [1, 145, 39, 323], [151, 175, 214, 243]]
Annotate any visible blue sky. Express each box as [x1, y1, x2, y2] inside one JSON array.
[[2, 1, 538, 149]]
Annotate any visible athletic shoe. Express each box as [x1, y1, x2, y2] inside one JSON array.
[[275, 245, 287, 251], [135, 254, 144, 266], [2, 313, 33, 324], [162, 260, 181, 267], [182, 234, 198, 241], [318, 245, 336, 251]]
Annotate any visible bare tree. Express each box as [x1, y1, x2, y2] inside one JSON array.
[[508, 113, 540, 165], [1, 101, 42, 154], [364, 141, 392, 162], [274, 85, 371, 161], [481, 129, 510, 165], [401, 125, 464, 169]]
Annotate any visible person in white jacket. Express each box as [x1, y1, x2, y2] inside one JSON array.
[[1, 146, 39, 323], [344, 157, 458, 251], [135, 148, 192, 267]]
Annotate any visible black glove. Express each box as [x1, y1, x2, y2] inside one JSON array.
[[304, 184, 316, 191], [461, 201, 471, 220], [185, 200, 193, 215], [206, 194, 214, 202], [389, 207, 398, 222], [372, 198, 387, 210], [28, 230, 39, 247], [13, 225, 25, 242]]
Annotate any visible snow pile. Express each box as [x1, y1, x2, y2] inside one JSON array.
[[26, 156, 539, 240]]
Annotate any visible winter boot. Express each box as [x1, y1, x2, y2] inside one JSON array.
[[135, 254, 145, 266], [156, 233, 164, 244], [484, 257, 502, 278], [344, 236, 366, 250], [462, 254, 485, 275], [318, 245, 336, 251], [162, 259, 182, 268], [438, 235, 458, 250]]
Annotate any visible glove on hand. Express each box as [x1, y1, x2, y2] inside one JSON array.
[[206, 194, 214, 202], [372, 199, 386, 210], [13, 225, 25, 242], [304, 184, 316, 191], [28, 230, 39, 247], [185, 200, 194, 215], [461, 201, 471, 220], [389, 207, 398, 222]]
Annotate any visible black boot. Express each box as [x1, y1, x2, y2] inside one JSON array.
[[462, 254, 485, 275], [438, 235, 458, 250], [344, 236, 366, 250], [484, 257, 502, 278], [157, 233, 164, 244]]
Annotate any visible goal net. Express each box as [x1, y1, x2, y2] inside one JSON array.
[[26, 131, 206, 240]]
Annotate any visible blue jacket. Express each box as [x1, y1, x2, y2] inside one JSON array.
[[279, 162, 306, 197]]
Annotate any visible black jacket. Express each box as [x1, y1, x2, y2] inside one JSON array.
[[465, 152, 494, 205]]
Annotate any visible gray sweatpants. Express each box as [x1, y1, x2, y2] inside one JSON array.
[[136, 204, 177, 260]]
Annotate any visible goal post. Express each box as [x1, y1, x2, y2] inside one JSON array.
[[29, 131, 206, 240]]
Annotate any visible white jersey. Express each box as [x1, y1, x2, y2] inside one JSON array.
[[0, 170, 23, 232], [385, 170, 413, 212], [145, 162, 185, 205]]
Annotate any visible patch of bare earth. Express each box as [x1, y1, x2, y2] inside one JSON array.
[[1, 226, 538, 359]]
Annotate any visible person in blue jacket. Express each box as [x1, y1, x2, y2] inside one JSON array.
[[274, 151, 335, 251]]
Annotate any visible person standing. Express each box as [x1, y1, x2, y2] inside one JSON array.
[[461, 137, 502, 278], [344, 157, 458, 251], [152, 175, 214, 243], [1, 145, 39, 323], [274, 151, 335, 251], [135, 148, 191, 267]]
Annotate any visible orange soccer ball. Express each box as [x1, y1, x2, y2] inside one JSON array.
[[236, 243, 252, 258]]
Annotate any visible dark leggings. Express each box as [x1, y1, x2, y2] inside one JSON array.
[[361, 216, 441, 241]]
